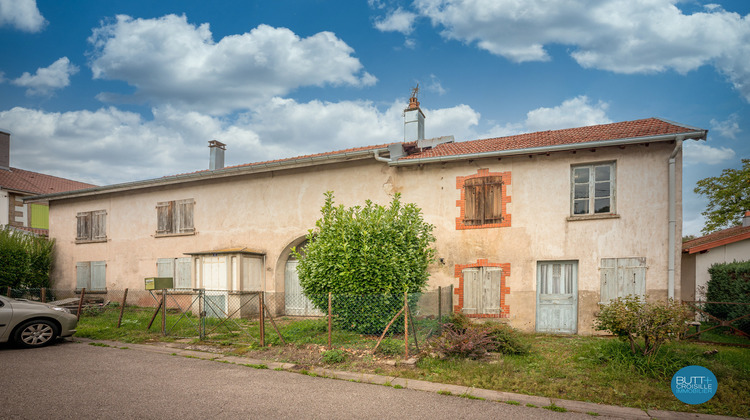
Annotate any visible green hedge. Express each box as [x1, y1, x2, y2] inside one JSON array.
[[0, 227, 55, 289], [705, 260, 750, 335]]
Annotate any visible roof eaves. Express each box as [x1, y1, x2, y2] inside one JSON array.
[[682, 228, 750, 254], [389, 130, 706, 166], [27, 145, 390, 203]]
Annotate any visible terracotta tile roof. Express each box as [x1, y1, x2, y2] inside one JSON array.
[[0, 167, 96, 195], [682, 225, 750, 254], [400, 117, 703, 160]]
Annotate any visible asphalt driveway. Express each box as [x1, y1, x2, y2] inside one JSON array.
[[0, 339, 602, 420]]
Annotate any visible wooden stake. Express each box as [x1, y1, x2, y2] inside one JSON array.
[[77, 288, 86, 320], [147, 294, 163, 329], [263, 304, 286, 346], [117, 288, 128, 328], [327, 292, 332, 350], [373, 306, 404, 353], [41, 287, 46, 303], [404, 291, 409, 359], [259, 292, 265, 347]]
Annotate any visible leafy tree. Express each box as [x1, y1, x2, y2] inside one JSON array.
[[694, 158, 750, 234], [294, 192, 435, 333]]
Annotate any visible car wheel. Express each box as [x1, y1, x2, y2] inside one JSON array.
[[14, 319, 59, 348]]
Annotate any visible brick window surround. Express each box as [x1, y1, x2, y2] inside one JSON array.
[[454, 259, 511, 318], [456, 169, 511, 230]]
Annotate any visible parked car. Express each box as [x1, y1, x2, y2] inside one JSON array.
[[0, 295, 78, 348]]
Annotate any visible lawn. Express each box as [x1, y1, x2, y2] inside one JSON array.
[[75, 308, 750, 418]]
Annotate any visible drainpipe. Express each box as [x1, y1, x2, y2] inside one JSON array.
[[373, 149, 391, 163], [667, 136, 684, 300]]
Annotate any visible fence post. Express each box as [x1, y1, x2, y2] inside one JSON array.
[[77, 288, 86, 320], [438, 286, 443, 335], [259, 292, 265, 347], [6, 286, 10, 297], [328, 292, 332, 350], [404, 290, 409, 359], [117, 288, 128, 328], [161, 289, 167, 336], [41, 287, 46, 303], [199, 289, 206, 340]]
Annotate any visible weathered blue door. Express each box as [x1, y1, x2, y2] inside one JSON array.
[[536, 261, 578, 334]]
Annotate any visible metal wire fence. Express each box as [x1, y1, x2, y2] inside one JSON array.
[[4, 286, 454, 356], [682, 300, 750, 347]]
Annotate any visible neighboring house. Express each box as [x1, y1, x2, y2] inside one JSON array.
[[28, 98, 707, 334], [681, 212, 750, 302], [0, 130, 96, 235]]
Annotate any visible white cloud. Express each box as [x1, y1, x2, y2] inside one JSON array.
[[11, 57, 79, 96], [426, 74, 446, 95], [374, 7, 418, 35], [710, 114, 741, 139], [414, 0, 750, 101], [88, 15, 376, 115], [0, 0, 46, 32], [683, 142, 736, 165]]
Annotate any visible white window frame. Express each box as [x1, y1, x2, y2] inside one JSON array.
[[571, 162, 616, 216], [76, 210, 107, 243]]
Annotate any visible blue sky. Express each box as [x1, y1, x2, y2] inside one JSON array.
[[0, 0, 748, 236]]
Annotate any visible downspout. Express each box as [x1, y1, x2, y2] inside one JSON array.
[[373, 149, 391, 163], [667, 136, 684, 300]]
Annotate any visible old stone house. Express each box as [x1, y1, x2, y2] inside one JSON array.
[[29, 99, 707, 334]]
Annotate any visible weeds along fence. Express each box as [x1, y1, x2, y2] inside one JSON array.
[[682, 300, 750, 347], [5, 286, 454, 356]]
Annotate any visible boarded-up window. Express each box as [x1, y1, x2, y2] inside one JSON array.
[[463, 176, 504, 226], [600, 257, 646, 303], [157, 199, 195, 235], [157, 257, 192, 289], [76, 261, 106, 291], [76, 210, 106, 242], [462, 267, 502, 315]]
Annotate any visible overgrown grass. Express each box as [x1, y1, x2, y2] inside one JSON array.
[[75, 308, 750, 417]]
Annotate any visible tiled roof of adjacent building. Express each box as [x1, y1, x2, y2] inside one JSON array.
[[400, 117, 703, 160], [0, 167, 96, 195], [682, 224, 750, 254]]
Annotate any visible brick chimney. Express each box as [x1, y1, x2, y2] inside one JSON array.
[[0, 130, 9, 170], [404, 85, 425, 142], [208, 140, 226, 170]]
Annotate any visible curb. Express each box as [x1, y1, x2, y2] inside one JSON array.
[[72, 338, 742, 420]]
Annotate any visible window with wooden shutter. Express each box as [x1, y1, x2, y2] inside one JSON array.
[[463, 176, 503, 226], [600, 257, 646, 303], [156, 257, 192, 289], [76, 210, 106, 242], [461, 266, 503, 315], [156, 199, 195, 235], [76, 261, 106, 291]]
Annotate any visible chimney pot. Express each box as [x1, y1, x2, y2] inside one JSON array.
[[209, 140, 226, 170]]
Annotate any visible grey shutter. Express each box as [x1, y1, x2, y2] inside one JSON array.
[[92, 210, 107, 240], [176, 199, 194, 233], [600, 258, 617, 303], [157, 258, 175, 278], [619, 257, 646, 299], [156, 201, 173, 234], [76, 212, 91, 240], [175, 258, 192, 289], [76, 262, 91, 290], [462, 268, 480, 314], [91, 261, 106, 291], [483, 267, 502, 315]]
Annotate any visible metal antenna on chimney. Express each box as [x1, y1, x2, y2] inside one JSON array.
[[410, 84, 419, 100]]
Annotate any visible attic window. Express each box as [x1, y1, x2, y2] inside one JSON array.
[[76, 210, 107, 243], [156, 199, 195, 236]]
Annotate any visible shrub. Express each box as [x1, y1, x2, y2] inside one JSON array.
[[0, 227, 55, 289], [322, 349, 346, 364], [704, 261, 750, 335], [295, 192, 435, 334], [595, 296, 692, 357], [433, 313, 528, 359]]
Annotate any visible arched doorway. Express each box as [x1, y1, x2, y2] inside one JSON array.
[[284, 240, 324, 316]]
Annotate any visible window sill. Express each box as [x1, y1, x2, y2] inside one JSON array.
[[155, 231, 196, 238], [566, 214, 620, 222], [75, 289, 107, 294], [75, 238, 107, 244]]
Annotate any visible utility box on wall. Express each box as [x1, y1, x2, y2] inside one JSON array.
[[145, 277, 174, 290]]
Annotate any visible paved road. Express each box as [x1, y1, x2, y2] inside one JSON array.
[[0, 339, 606, 420]]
